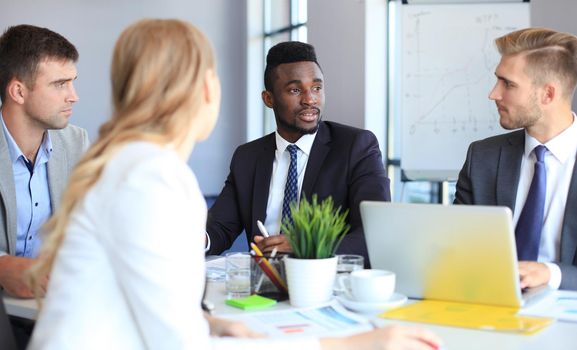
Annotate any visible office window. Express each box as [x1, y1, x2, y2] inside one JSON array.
[[262, 0, 308, 134]]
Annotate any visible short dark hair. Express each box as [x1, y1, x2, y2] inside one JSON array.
[[0, 24, 78, 103], [264, 41, 321, 92]]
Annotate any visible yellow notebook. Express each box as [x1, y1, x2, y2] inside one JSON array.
[[381, 300, 553, 335]]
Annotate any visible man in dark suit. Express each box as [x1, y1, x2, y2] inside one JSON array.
[[455, 28, 577, 290], [206, 42, 390, 263]]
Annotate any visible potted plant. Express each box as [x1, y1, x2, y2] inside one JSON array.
[[282, 194, 350, 307]]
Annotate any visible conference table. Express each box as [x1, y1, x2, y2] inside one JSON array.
[[4, 281, 576, 349]]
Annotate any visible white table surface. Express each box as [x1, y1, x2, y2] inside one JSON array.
[[4, 295, 38, 320], [5, 281, 576, 350], [206, 281, 577, 350]]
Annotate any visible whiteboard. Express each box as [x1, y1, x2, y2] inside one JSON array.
[[392, 2, 530, 181]]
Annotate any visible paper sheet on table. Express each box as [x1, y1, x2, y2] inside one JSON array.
[[520, 291, 577, 323], [220, 302, 373, 338], [381, 300, 553, 335]]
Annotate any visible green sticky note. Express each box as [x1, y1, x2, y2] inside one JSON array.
[[225, 295, 277, 310]]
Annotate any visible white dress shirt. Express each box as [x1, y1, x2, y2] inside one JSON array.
[[30, 142, 319, 350], [263, 131, 317, 236], [512, 114, 577, 289]]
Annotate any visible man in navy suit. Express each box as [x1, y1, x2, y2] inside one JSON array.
[[206, 42, 390, 264], [455, 28, 577, 290]]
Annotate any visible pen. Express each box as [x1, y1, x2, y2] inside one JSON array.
[[270, 247, 278, 258], [255, 247, 278, 293], [250, 243, 287, 292], [256, 220, 270, 238], [250, 242, 264, 257], [251, 252, 287, 292]]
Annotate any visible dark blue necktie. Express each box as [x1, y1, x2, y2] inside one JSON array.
[[515, 145, 547, 261], [282, 145, 299, 227]]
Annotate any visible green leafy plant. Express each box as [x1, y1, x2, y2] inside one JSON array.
[[281, 195, 350, 259]]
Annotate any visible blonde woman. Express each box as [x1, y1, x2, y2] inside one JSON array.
[[28, 19, 441, 350]]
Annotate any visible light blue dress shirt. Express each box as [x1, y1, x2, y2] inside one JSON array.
[[1, 115, 52, 257]]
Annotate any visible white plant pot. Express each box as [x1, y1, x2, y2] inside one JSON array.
[[284, 256, 338, 308]]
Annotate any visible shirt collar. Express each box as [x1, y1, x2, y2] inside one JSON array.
[[275, 130, 317, 157], [524, 112, 577, 164], [1, 112, 53, 165]]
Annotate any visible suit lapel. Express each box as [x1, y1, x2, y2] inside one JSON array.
[[496, 131, 524, 211], [302, 122, 330, 198], [252, 134, 275, 232], [47, 130, 67, 211], [0, 129, 17, 253], [561, 155, 577, 264]]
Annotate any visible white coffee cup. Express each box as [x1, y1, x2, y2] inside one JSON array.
[[340, 269, 395, 303]]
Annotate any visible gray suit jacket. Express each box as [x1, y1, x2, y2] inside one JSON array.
[[0, 124, 89, 255], [454, 129, 577, 290]]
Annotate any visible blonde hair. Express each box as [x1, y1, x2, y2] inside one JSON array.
[[30, 19, 215, 295], [496, 27, 577, 99]]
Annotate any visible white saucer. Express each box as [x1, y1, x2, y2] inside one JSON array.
[[336, 293, 407, 313]]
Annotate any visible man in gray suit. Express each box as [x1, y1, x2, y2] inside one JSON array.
[[455, 28, 577, 290], [0, 25, 89, 298]]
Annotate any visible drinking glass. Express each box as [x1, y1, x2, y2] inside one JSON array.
[[225, 252, 251, 299], [334, 254, 364, 294]]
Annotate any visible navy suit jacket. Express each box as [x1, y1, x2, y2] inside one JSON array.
[[454, 129, 577, 290], [206, 121, 391, 264]]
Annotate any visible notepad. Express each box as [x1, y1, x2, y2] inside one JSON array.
[[225, 295, 277, 311], [381, 300, 554, 335]]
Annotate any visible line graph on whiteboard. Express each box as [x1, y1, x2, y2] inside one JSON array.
[[395, 2, 530, 179], [403, 11, 518, 136]]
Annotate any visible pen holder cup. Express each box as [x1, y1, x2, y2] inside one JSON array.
[[251, 254, 288, 301]]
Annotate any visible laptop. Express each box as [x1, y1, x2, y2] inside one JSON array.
[[360, 201, 549, 308]]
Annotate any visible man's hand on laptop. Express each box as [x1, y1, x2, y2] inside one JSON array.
[[253, 235, 292, 254], [518, 261, 550, 289]]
